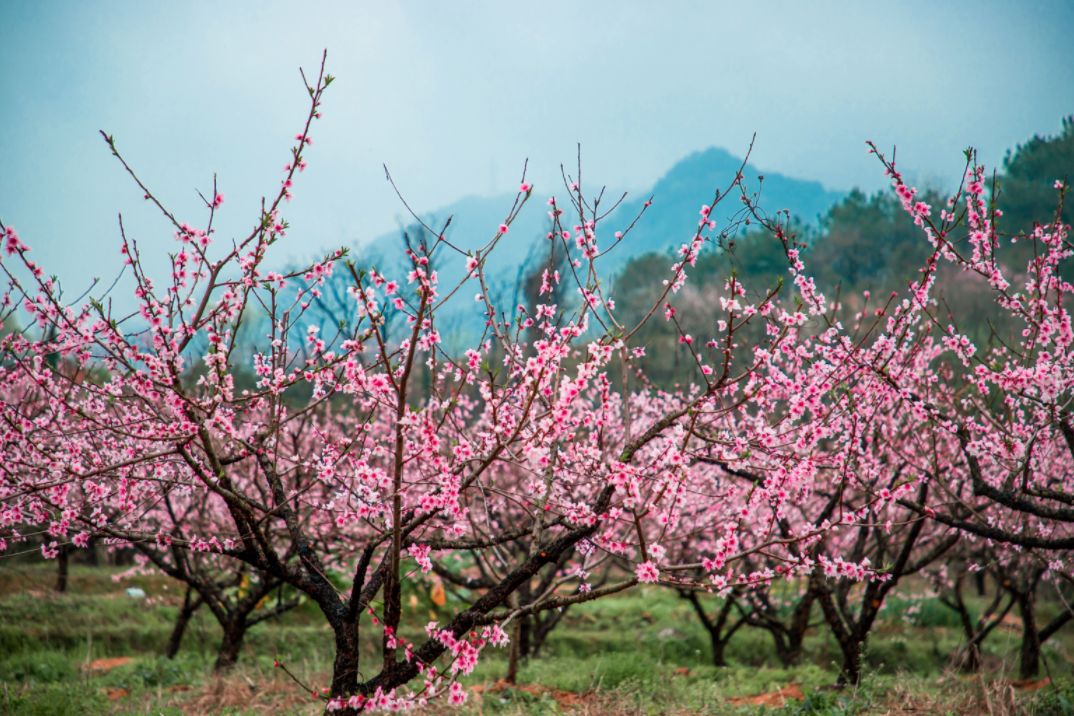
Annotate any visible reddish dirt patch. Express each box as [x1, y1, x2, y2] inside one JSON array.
[[1011, 677, 1051, 691], [728, 683, 805, 707], [471, 680, 595, 710], [1000, 612, 1024, 631], [673, 667, 691, 676], [83, 656, 133, 672], [103, 687, 130, 700]]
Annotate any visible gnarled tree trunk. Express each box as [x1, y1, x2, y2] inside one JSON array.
[[1017, 592, 1041, 679], [55, 545, 69, 593], [214, 616, 248, 672], [166, 586, 203, 659]]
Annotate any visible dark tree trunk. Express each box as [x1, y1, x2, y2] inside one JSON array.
[[783, 631, 806, 667], [811, 482, 952, 688], [528, 608, 565, 659], [329, 618, 361, 702], [835, 633, 865, 686], [954, 607, 982, 672], [771, 632, 802, 669], [682, 590, 742, 668], [166, 587, 201, 659], [506, 608, 549, 681], [505, 616, 525, 684], [85, 542, 99, 566], [517, 614, 532, 659], [962, 645, 982, 673], [956, 609, 982, 672], [770, 633, 790, 668], [782, 592, 814, 667], [947, 582, 982, 672], [814, 575, 873, 686], [55, 545, 69, 593], [710, 628, 729, 667], [996, 569, 1071, 681], [746, 590, 814, 667], [1018, 593, 1041, 679], [942, 575, 1015, 674], [337, 496, 616, 712], [214, 617, 247, 672]]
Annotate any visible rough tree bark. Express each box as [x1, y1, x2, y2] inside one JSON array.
[[165, 586, 205, 659], [681, 590, 746, 668], [54, 545, 69, 594]]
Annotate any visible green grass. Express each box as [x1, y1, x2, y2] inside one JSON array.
[[0, 565, 1071, 714]]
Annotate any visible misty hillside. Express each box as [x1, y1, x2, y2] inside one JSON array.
[[352, 146, 843, 343], [597, 147, 842, 272]]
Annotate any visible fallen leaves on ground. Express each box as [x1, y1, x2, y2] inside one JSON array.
[[728, 683, 805, 707], [185, 673, 320, 714], [83, 656, 133, 672], [471, 679, 594, 709], [1000, 612, 1024, 631]]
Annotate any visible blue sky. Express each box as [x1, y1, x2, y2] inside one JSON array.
[[1, 1, 1072, 294]]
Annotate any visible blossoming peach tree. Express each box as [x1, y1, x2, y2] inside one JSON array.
[[0, 54, 880, 711], [6, 50, 1069, 711], [864, 146, 1074, 679], [660, 145, 1074, 684]]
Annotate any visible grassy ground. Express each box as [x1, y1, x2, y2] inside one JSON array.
[[1, 564, 1072, 714]]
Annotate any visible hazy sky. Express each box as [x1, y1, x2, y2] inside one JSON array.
[[1, 1, 1072, 293]]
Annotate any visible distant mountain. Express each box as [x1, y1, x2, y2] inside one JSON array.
[[348, 147, 844, 345], [597, 147, 842, 272]]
